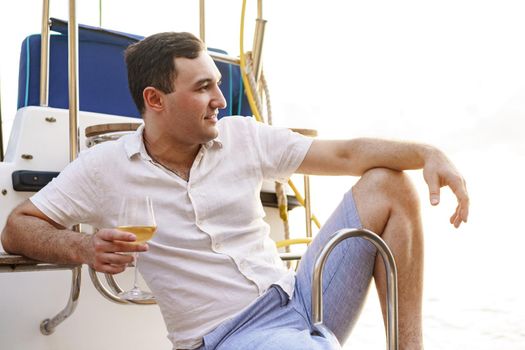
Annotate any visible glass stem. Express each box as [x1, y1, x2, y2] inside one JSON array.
[[132, 252, 140, 290]]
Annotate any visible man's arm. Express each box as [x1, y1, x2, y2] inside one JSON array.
[[297, 138, 469, 227], [1, 200, 145, 273]]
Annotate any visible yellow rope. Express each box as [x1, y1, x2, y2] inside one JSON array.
[[240, 0, 263, 123], [287, 180, 321, 229], [275, 238, 313, 249], [244, 54, 265, 123]]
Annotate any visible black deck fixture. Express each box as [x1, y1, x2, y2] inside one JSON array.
[[12, 170, 60, 191]]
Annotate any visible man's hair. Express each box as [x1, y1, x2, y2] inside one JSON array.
[[125, 32, 205, 114]]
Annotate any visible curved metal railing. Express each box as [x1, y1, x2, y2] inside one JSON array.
[[311, 228, 399, 350], [88, 267, 156, 305], [40, 265, 82, 334]]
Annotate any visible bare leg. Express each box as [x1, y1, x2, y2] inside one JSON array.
[[353, 168, 424, 349]]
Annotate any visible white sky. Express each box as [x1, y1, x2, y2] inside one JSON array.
[[1, 1, 524, 348]]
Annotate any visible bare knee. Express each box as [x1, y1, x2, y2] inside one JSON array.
[[361, 168, 418, 202], [352, 168, 420, 233]]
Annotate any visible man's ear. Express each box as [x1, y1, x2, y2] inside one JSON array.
[[143, 87, 164, 112]]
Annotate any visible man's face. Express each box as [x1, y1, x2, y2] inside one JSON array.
[[156, 52, 227, 146]]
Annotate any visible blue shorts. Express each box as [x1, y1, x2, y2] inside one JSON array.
[[198, 190, 377, 350]]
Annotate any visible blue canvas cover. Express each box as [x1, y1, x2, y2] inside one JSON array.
[[17, 18, 252, 119]]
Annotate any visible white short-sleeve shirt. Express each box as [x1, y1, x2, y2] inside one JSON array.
[[31, 116, 313, 349]]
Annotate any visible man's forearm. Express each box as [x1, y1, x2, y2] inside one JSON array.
[[1, 212, 90, 265], [298, 137, 437, 176], [345, 138, 435, 175]]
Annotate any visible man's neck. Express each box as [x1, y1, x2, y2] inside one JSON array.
[[142, 128, 200, 181]]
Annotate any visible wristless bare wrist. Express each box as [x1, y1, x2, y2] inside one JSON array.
[[75, 232, 95, 265]]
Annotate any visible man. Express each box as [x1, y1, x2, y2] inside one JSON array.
[[1, 32, 468, 350]]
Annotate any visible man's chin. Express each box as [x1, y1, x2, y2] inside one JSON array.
[[203, 128, 219, 142]]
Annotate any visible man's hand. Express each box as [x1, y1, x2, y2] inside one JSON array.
[[86, 228, 148, 274], [422, 148, 469, 228]]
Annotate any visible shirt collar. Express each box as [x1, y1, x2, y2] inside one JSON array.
[[123, 124, 223, 159]]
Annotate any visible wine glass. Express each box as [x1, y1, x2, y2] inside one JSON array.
[[117, 196, 156, 300]]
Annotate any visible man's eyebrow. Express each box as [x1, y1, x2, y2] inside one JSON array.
[[193, 76, 222, 87]]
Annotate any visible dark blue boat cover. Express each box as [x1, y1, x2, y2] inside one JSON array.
[[17, 18, 252, 119]]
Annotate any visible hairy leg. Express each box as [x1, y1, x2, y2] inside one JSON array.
[[353, 168, 424, 350]]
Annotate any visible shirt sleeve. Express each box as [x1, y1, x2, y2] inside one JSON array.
[[30, 149, 102, 229], [249, 119, 313, 183]]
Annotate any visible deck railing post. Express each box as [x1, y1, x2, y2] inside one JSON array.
[[39, 0, 51, 107], [199, 0, 205, 42], [40, 265, 81, 335], [311, 228, 399, 350]]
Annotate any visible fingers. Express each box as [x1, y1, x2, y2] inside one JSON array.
[[92, 253, 133, 274], [448, 177, 469, 228], [101, 251, 135, 266], [450, 202, 469, 228], [89, 228, 148, 274], [450, 205, 462, 228], [425, 172, 441, 206], [96, 228, 136, 244], [94, 228, 148, 252]]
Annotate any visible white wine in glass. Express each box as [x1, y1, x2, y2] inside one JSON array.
[[116, 225, 156, 245], [117, 197, 156, 301]]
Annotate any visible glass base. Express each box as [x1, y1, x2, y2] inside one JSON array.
[[118, 288, 155, 301]]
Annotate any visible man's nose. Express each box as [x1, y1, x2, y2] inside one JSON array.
[[211, 85, 227, 110]]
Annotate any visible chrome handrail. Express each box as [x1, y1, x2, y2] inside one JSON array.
[[67, 0, 79, 163], [39, 0, 50, 106], [311, 228, 399, 350], [88, 267, 128, 304], [251, 17, 266, 83], [304, 175, 312, 238], [40, 265, 82, 334], [88, 267, 157, 305], [208, 51, 240, 65], [199, 0, 205, 42]]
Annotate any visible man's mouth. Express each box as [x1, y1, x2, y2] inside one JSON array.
[[204, 113, 218, 121]]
